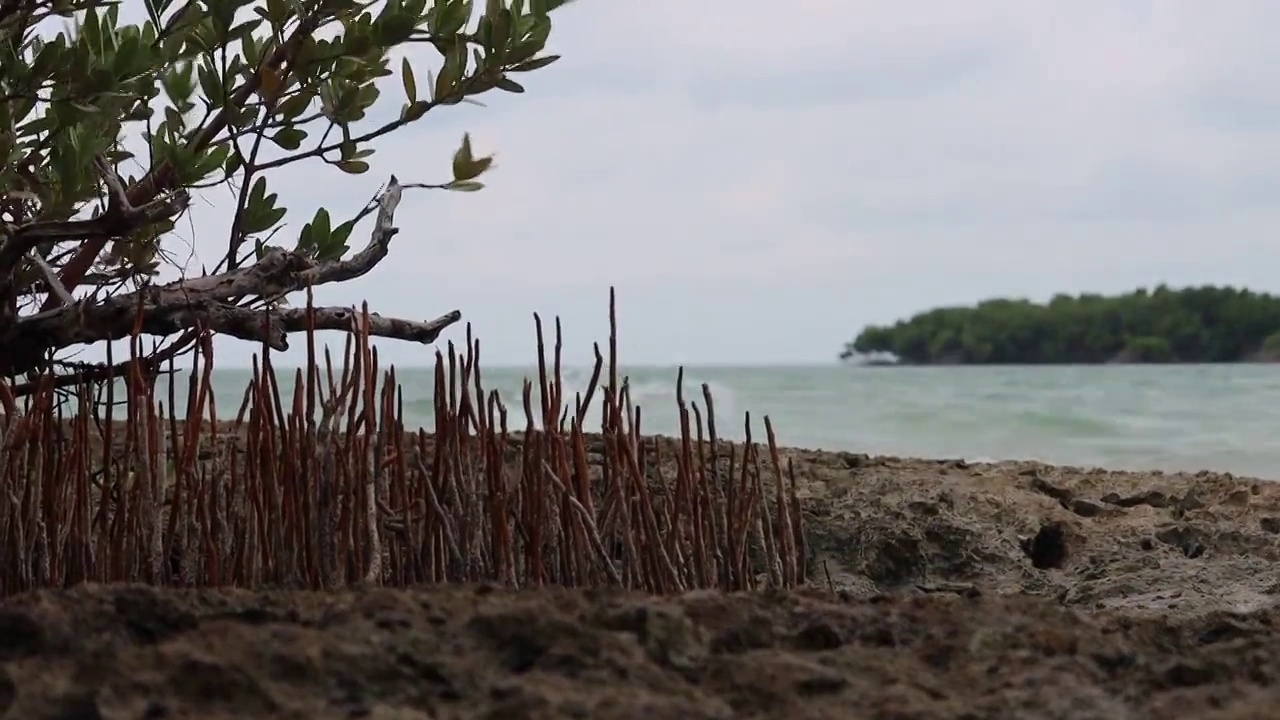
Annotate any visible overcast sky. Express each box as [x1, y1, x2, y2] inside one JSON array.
[[95, 1, 1280, 367]]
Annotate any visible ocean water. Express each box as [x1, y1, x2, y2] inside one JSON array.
[[163, 365, 1280, 480]]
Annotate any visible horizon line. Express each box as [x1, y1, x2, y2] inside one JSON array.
[[180, 361, 845, 371]]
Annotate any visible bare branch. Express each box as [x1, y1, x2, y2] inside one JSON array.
[[93, 154, 132, 215], [4, 333, 197, 399], [0, 184, 189, 295], [10, 299, 457, 360], [37, 8, 330, 312], [25, 249, 73, 305], [211, 305, 462, 351], [299, 175, 402, 287], [0, 175, 458, 374]]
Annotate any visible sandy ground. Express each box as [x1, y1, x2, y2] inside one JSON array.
[[4, 447, 1280, 719]]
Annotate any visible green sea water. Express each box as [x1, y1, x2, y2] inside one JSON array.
[[179, 364, 1280, 480]]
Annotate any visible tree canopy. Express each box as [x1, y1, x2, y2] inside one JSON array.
[[841, 285, 1280, 365], [0, 0, 573, 395]]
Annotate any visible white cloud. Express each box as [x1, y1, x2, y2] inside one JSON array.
[[53, 0, 1280, 365]]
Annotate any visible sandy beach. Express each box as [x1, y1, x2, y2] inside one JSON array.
[[2, 443, 1278, 719]]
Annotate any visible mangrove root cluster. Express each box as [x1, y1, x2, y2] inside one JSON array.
[[0, 291, 806, 598]]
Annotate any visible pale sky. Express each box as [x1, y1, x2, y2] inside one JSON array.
[[79, 1, 1280, 367]]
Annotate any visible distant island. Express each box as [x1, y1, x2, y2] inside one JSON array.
[[841, 285, 1280, 365]]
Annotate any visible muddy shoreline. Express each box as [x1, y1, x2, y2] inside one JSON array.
[[3, 448, 1279, 719]]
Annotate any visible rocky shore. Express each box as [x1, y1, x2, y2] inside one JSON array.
[[2, 448, 1279, 719]]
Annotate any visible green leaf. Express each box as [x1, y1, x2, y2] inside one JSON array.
[[250, 176, 267, 204], [376, 11, 417, 44], [509, 54, 559, 72], [112, 35, 142, 78], [106, 149, 136, 164], [276, 91, 313, 120], [485, 8, 512, 58], [494, 77, 525, 93], [313, 207, 332, 239], [434, 0, 470, 35], [198, 62, 223, 103], [271, 127, 307, 150], [298, 207, 333, 255], [444, 180, 484, 192], [160, 61, 195, 104], [163, 106, 185, 132], [540, 0, 580, 14], [316, 243, 350, 262], [433, 35, 469, 100], [224, 150, 243, 178], [337, 160, 370, 174], [84, 6, 102, 56], [451, 132, 474, 178], [194, 143, 231, 177], [401, 56, 417, 103], [508, 16, 551, 64], [229, 19, 263, 45], [264, 0, 290, 27], [143, 0, 165, 27], [332, 219, 356, 246], [243, 205, 286, 234], [356, 82, 380, 109], [297, 223, 315, 254], [400, 101, 430, 122], [452, 155, 492, 181]]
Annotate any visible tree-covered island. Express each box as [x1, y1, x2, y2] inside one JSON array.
[[841, 285, 1280, 364]]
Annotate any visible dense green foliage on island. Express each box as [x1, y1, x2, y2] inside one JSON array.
[[842, 285, 1280, 364]]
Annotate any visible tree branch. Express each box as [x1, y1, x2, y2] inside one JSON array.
[[0, 158, 190, 287], [37, 8, 330, 312], [209, 304, 461, 350], [25, 248, 73, 305], [10, 299, 458, 359], [299, 174, 401, 287], [1, 175, 459, 375]]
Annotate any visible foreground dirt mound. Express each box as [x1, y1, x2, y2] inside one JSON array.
[[3, 583, 1280, 720], [4, 452, 1280, 719]]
